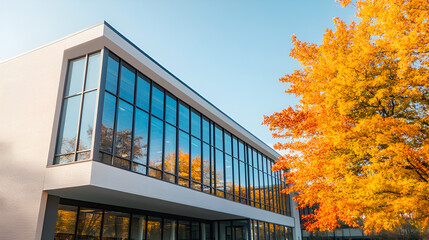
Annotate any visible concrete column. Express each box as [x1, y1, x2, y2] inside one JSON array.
[[41, 195, 60, 240]]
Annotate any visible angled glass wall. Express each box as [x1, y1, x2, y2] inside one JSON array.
[[94, 50, 290, 216], [54, 49, 291, 216], [55, 52, 101, 164]]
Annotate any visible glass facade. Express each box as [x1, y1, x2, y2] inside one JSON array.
[[54, 201, 292, 240], [93, 51, 290, 216], [54, 50, 290, 219], [55, 52, 101, 164]]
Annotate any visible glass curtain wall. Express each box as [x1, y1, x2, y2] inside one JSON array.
[[55, 52, 102, 164], [54, 202, 293, 240], [95, 51, 290, 216]]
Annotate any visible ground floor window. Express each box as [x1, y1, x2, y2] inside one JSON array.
[[53, 199, 292, 240]]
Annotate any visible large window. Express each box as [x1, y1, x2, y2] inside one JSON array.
[[96, 50, 291, 216], [54, 202, 214, 240], [55, 52, 101, 164]]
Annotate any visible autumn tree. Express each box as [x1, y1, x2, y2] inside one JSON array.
[[264, 0, 429, 233]]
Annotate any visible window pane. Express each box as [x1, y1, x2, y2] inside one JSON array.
[[224, 132, 232, 155], [215, 149, 224, 193], [240, 161, 247, 199], [210, 146, 215, 193], [85, 52, 101, 90], [136, 74, 150, 111], [191, 110, 201, 139], [233, 158, 240, 197], [134, 109, 149, 165], [163, 219, 177, 240], [254, 168, 260, 205], [225, 155, 233, 194], [215, 125, 223, 151], [202, 223, 211, 240], [178, 131, 190, 178], [202, 117, 209, 143], [210, 123, 214, 146], [166, 93, 177, 126], [232, 137, 238, 158], [147, 217, 162, 240], [191, 222, 200, 240], [55, 204, 77, 240], [100, 93, 117, 153], [238, 141, 244, 161], [259, 171, 265, 206], [178, 102, 189, 132], [191, 137, 202, 183], [202, 143, 210, 186], [115, 100, 133, 159], [106, 53, 120, 94], [119, 62, 136, 103], [65, 57, 85, 96], [258, 221, 265, 240], [151, 84, 164, 119], [178, 221, 190, 240], [56, 95, 80, 155], [78, 91, 97, 151], [149, 117, 163, 170], [164, 124, 177, 174], [131, 215, 146, 240], [76, 208, 102, 240], [102, 211, 130, 240]]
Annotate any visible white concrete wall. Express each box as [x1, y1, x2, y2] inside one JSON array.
[[0, 24, 105, 240], [0, 36, 66, 240]]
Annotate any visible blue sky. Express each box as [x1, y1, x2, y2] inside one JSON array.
[[0, 0, 356, 152]]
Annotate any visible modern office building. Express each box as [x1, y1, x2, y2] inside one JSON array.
[[0, 22, 302, 240]]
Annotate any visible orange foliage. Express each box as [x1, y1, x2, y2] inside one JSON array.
[[264, 0, 429, 234]]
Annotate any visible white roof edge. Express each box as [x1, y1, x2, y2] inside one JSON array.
[[0, 22, 106, 65]]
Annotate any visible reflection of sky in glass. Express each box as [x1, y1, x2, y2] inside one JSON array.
[[191, 110, 201, 138], [215, 125, 223, 150], [56, 95, 80, 154], [78, 91, 97, 150], [133, 109, 149, 165], [85, 53, 101, 90], [149, 117, 163, 168], [202, 118, 209, 143], [164, 124, 176, 173], [224, 132, 232, 155], [119, 63, 135, 103], [136, 75, 150, 111], [105, 55, 119, 94], [165, 94, 177, 126], [65, 57, 85, 96], [115, 100, 133, 159], [225, 155, 233, 193], [151, 85, 164, 119], [178, 102, 189, 132], [215, 149, 224, 188]]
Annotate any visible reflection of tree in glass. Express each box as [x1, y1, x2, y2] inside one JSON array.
[[99, 125, 147, 160], [147, 219, 161, 239], [55, 208, 77, 239], [100, 125, 114, 152], [59, 137, 76, 155], [77, 210, 102, 239]]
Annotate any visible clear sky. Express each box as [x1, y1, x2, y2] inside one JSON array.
[[0, 0, 356, 153]]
